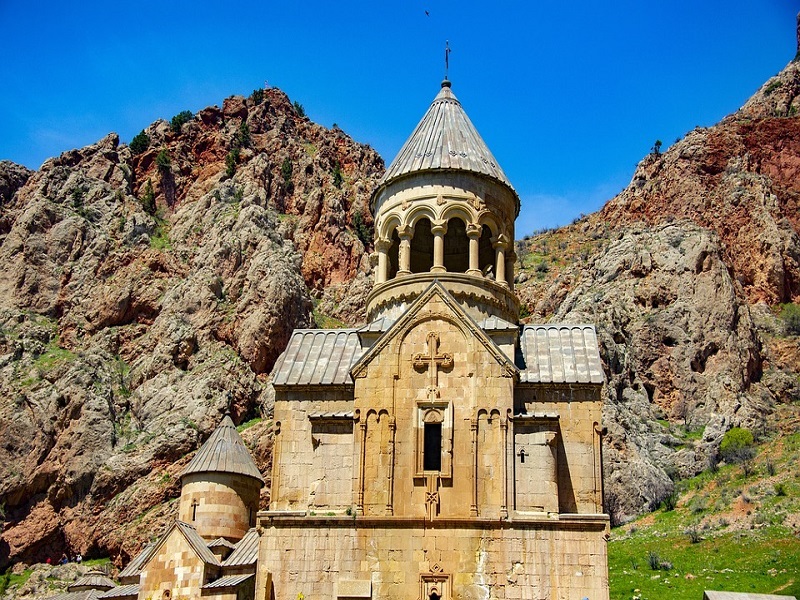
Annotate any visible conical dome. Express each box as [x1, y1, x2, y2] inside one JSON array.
[[377, 80, 514, 193], [180, 415, 264, 484]]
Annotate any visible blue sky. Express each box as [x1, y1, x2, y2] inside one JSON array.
[[1, 1, 797, 235]]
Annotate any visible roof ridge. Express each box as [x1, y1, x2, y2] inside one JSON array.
[[376, 81, 515, 194], [179, 415, 264, 484]]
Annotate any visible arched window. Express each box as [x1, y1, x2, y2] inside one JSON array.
[[422, 409, 443, 472], [478, 224, 494, 276], [410, 218, 434, 273], [388, 229, 400, 279], [443, 218, 468, 273]]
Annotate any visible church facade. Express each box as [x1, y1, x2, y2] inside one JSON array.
[[256, 81, 609, 600], [104, 80, 608, 600]]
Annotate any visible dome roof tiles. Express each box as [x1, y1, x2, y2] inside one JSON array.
[[179, 415, 264, 484], [378, 81, 514, 192]]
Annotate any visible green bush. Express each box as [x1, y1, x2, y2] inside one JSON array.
[[156, 149, 171, 172], [71, 186, 85, 209], [250, 88, 264, 104], [129, 130, 150, 155], [651, 139, 663, 156], [661, 491, 678, 511], [764, 80, 783, 95], [170, 110, 193, 133], [281, 157, 293, 191], [332, 161, 343, 188], [353, 210, 372, 246], [779, 303, 800, 335], [226, 148, 240, 178], [293, 101, 306, 117], [720, 427, 755, 464], [236, 122, 251, 149], [140, 179, 156, 215]]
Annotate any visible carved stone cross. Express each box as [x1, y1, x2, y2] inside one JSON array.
[[413, 331, 453, 398]]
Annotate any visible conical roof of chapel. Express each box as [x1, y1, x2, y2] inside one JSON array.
[[180, 414, 264, 485], [378, 80, 515, 192]]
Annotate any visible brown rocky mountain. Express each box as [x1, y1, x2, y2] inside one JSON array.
[[0, 88, 382, 569], [516, 41, 800, 521], [2, 28, 800, 570]]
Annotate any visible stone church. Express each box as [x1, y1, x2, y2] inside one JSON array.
[[107, 80, 609, 600], [258, 80, 609, 599]]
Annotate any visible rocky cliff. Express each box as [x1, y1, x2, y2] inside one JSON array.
[[0, 89, 383, 569], [2, 32, 800, 568], [516, 44, 800, 521]]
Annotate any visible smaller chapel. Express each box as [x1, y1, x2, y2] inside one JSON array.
[[83, 415, 266, 600]]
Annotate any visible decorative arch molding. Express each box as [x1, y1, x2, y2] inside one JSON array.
[[439, 204, 477, 229], [377, 212, 403, 241], [404, 204, 438, 229]]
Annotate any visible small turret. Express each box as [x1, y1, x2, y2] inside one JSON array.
[[178, 414, 264, 542]]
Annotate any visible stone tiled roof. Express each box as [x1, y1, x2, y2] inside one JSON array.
[[98, 585, 139, 600], [357, 316, 396, 333], [517, 325, 605, 384], [222, 528, 259, 567], [118, 543, 156, 580], [49, 591, 102, 600], [202, 574, 254, 589], [207, 537, 237, 550], [180, 415, 264, 484], [271, 329, 363, 386], [68, 573, 116, 592], [175, 521, 220, 566], [272, 321, 604, 387], [478, 315, 518, 331], [378, 81, 514, 192]]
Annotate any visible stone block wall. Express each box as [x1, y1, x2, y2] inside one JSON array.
[[256, 517, 609, 600], [179, 472, 261, 541], [139, 529, 210, 600]]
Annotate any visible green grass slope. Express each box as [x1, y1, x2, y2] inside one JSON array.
[[609, 411, 800, 600]]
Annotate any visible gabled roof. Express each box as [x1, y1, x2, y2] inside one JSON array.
[[68, 573, 116, 592], [271, 329, 363, 386], [180, 415, 264, 484], [98, 585, 139, 600], [351, 281, 517, 380], [202, 574, 254, 589], [118, 542, 156, 580], [174, 521, 220, 566], [222, 528, 259, 567], [207, 537, 237, 550], [376, 81, 515, 196], [48, 591, 102, 600], [517, 325, 604, 384], [478, 315, 518, 331], [142, 521, 220, 570]]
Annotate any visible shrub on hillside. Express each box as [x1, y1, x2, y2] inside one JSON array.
[[720, 427, 755, 465], [129, 130, 150, 155], [779, 303, 800, 335], [226, 148, 240, 178], [170, 110, 193, 133], [332, 161, 343, 188], [281, 157, 293, 192], [293, 101, 306, 117], [140, 179, 156, 215]]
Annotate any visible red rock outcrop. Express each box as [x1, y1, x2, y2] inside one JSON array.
[[0, 88, 383, 569]]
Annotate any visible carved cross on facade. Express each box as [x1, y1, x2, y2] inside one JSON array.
[[413, 331, 453, 398]]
